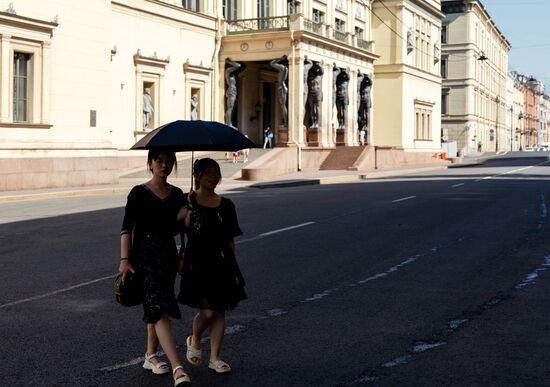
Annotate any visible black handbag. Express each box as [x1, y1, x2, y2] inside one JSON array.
[[114, 272, 142, 307]]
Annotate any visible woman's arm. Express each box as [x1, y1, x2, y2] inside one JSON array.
[[119, 232, 135, 282]]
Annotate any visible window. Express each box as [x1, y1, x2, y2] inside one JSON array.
[[312, 9, 324, 24], [441, 25, 447, 44], [288, 0, 301, 14], [223, 0, 237, 20], [335, 18, 345, 32], [415, 103, 434, 140], [441, 57, 447, 78], [257, 0, 269, 18], [182, 0, 199, 12], [355, 27, 364, 39], [13, 52, 31, 122], [442, 89, 449, 115]]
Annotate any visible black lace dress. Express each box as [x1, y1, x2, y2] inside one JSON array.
[[121, 184, 186, 323], [178, 197, 247, 311]]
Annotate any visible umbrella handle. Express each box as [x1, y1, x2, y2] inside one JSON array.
[[190, 151, 194, 191]]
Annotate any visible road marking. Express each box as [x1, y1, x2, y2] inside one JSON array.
[[259, 222, 315, 236], [1, 222, 314, 308], [392, 196, 416, 203], [475, 160, 550, 182], [100, 323, 244, 372], [0, 273, 117, 310]]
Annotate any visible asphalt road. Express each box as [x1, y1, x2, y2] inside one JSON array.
[[2, 152, 550, 386]]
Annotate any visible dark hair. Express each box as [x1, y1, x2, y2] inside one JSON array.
[[193, 158, 221, 189], [147, 149, 177, 172]]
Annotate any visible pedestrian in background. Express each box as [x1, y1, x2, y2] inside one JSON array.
[[177, 158, 247, 374], [359, 129, 366, 146], [263, 126, 273, 149], [241, 135, 250, 163], [119, 149, 191, 386]]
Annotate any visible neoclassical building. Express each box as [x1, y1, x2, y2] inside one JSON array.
[[441, 0, 510, 154], [0, 0, 446, 190], [371, 0, 444, 153], [507, 71, 525, 152]]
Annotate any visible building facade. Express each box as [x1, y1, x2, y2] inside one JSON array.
[[0, 0, 220, 190], [441, 0, 510, 154], [508, 72, 525, 151], [0, 0, 447, 191], [371, 0, 444, 153]]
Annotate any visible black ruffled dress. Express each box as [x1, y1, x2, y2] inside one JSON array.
[[178, 197, 247, 311], [121, 184, 185, 323]]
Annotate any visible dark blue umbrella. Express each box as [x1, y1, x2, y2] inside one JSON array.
[[131, 120, 258, 188], [130, 120, 256, 152]]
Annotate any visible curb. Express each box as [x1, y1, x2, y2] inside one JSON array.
[[0, 165, 450, 201], [0, 187, 132, 203]]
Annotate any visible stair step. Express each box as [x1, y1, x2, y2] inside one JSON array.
[[320, 147, 365, 170]]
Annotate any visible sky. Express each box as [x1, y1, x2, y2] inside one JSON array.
[[481, 0, 550, 90]]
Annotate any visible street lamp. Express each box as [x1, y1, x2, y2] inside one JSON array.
[[518, 111, 524, 150]]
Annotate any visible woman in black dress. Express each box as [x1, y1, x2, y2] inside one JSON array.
[[178, 158, 246, 374], [119, 149, 190, 386]]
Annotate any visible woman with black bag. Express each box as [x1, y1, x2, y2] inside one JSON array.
[[119, 149, 191, 386], [177, 158, 247, 374]]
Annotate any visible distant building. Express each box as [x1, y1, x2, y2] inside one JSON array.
[[508, 72, 526, 151], [441, 0, 511, 154]]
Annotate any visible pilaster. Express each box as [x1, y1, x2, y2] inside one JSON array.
[[0, 35, 10, 123]]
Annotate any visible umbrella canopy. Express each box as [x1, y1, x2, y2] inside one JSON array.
[[130, 120, 257, 152]]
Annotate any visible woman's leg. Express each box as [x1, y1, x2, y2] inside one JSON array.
[[155, 314, 186, 379], [146, 324, 159, 355], [191, 309, 215, 349], [209, 311, 226, 362]]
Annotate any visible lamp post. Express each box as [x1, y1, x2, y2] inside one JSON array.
[[510, 105, 514, 152], [518, 111, 524, 150]]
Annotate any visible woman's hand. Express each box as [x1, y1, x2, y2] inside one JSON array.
[[177, 247, 185, 275], [118, 260, 135, 284], [187, 190, 196, 206]]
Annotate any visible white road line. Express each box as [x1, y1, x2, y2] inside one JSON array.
[[392, 196, 416, 203], [0, 273, 117, 309], [259, 222, 315, 236], [1, 222, 315, 308], [451, 183, 464, 188], [475, 160, 550, 182]]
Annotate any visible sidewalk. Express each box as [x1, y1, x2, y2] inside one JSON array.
[[0, 162, 458, 203]]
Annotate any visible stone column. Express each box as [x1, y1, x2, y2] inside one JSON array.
[[288, 53, 305, 146], [348, 69, 358, 145], [319, 61, 332, 147]]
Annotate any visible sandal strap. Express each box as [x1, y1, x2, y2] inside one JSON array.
[[211, 360, 230, 368], [145, 353, 159, 361], [172, 365, 184, 375]]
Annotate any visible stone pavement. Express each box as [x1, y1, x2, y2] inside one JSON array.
[[0, 151, 496, 203]]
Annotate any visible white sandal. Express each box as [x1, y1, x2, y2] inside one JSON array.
[[186, 336, 202, 366], [208, 359, 232, 374], [143, 353, 170, 375], [172, 365, 191, 386]]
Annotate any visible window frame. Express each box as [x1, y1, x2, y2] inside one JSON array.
[[13, 51, 32, 123]]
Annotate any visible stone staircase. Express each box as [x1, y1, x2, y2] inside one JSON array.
[[319, 146, 366, 170]]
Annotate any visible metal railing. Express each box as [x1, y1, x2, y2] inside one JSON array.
[[333, 30, 347, 42], [227, 16, 289, 34], [303, 18, 323, 35], [356, 38, 372, 51]]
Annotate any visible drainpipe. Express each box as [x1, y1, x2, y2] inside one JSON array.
[[290, 29, 302, 171]]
